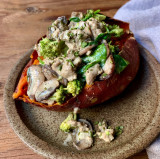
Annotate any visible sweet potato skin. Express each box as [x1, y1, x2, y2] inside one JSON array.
[[13, 18, 140, 111]]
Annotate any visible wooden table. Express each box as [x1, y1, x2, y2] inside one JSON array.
[[0, 0, 148, 158]]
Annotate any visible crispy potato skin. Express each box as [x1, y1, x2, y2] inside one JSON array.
[[14, 18, 140, 111]]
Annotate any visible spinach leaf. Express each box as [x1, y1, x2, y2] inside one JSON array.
[[113, 54, 129, 74], [78, 61, 98, 78], [89, 33, 111, 46], [82, 43, 107, 67], [69, 17, 81, 22]]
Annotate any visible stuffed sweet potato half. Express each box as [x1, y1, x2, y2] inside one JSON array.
[[13, 10, 139, 111]]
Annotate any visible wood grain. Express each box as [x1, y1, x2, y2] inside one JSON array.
[[0, 0, 148, 158]]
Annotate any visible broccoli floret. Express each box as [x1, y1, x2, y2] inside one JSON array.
[[60, 112, 77, 132], [94, 13, 106, 21], [107, 24, 124, 37], [82, 9, 106, 21], [108, 41, 119, 54], [50, 85, 66, 104], [39, 38, 68, 59], [66, 80, 83, 97]]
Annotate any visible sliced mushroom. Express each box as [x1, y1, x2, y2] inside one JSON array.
[[73, 119, 93, 150], [100, 55, 115, 80], [47, 16, 68, 39], [42, 66, 56, 80], [79, 45, 95, 56], [41, 98, 55, 105], [53, 60, 77, 82], [85, 64, 103, 85], [57, 16, 68, 25], [43, 64, 68, 86], [27, 65, 45, 100], [35, 79, 59, 102], [87, 18, 104, 39], [78, 119, 93, 131], [73, 138, 93, 151], [44, 64, 59, 77], [53, 16, 68, 31]]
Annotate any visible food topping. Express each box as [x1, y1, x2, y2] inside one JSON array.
[[35, 79, 59, 102], [96, 121, 114, 143], [60, 112, 123, 150], [102, 55, 115, 75], [27, 65, 45, 100], [60, 112, 77, 133], [60, 112, 93, 150], [73, 119, 93, 150], [26, 9, 129, 105], [85, 64, 103, 85]]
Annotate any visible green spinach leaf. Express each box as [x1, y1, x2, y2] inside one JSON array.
[[82, 43, 107, 67], [113, 54, 129, 74]]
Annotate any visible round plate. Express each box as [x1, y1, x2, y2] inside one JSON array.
[[4, 45, 160, 159]]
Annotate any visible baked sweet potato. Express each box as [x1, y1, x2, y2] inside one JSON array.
[[13, 16, 139, 111]]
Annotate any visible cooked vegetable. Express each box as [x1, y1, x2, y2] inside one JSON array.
[[60, 112, 77, 132], [66, 59, 75, 68], [82, 43, 107, 66], [115, 126, 124, 137], [37, 57, 45, 65], [88, 33, 110, 46], [81, 41, 88, 48], [65, 80, 83, 96], [82, 9, 106, 21], [13, 10, 140, 111], [27, 65, 45, 100], [49, 85, 66, 104], [96, 120, 114, 143], [78, 61, 99, 79], [69, 17, 81, 22], [39, 38, 68, 59], [73, 119, 93, 150], [35, 79, 59, 102], [102, 55, 115, 75], [107, 24, 124, 37], [108, 41, 119, 54], [113, 54, 129, 74]]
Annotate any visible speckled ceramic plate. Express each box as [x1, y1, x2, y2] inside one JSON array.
[[3, 45, 160, 159]]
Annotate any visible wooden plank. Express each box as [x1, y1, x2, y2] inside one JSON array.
[[0, 0, 148, 158]]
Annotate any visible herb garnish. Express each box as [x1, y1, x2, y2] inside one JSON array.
[[67, 32, 74, 38], [74, 51, 79, 57], [115, 126, 123, 137], [67, 59, 75, 68], [81, 41, 88, 48]]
